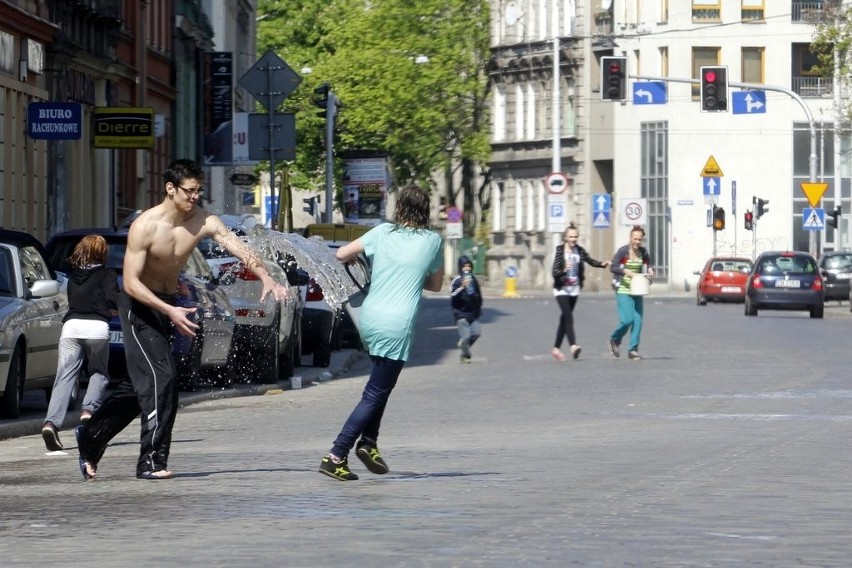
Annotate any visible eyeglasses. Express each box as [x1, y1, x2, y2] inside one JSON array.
[[176, 185, 204, 198]]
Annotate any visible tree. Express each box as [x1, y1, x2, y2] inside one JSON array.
[[811, 1, 852, 126], [256, 0, 492, 235]]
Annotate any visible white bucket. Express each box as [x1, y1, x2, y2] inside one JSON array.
[[629, 275, 651, 296], [290, 376, 302, 390]]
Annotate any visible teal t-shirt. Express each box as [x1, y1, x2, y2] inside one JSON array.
[[359, 223, 443, 361]]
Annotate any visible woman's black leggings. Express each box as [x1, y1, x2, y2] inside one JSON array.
[[554, 295, 579, 348]]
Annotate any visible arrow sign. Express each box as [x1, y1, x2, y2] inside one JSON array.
[[732, 91, 766, 114], [803, 207, 825, 231], [632, 82, 667, 105], [593, 193, 611, 213], [703, 177, 720, 196]]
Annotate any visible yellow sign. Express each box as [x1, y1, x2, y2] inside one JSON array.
[[700, 156, 724, 178], [800, 182, 829, 208], [93, 107, 155, 149]]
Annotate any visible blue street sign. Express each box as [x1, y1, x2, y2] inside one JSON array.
[[592, 193, 611, 213], [732, 91, 766, 114], [632, 82, 667, 105], [703, 177, 721, 196], [27, 102, 82, 140], [803, 207, 825, 231], [592, 210, 611, 228]]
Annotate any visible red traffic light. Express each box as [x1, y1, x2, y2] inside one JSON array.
[[704, 70, 716, 83], [609, 62, 621, 73]]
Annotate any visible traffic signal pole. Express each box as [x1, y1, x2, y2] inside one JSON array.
[[630, 74, 820, 255]]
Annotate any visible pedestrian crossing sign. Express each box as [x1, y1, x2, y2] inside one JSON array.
[[592, 211, 611, 228], [802, 207, 825, 231]]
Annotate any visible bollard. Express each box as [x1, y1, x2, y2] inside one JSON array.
[[503, 265, 518, 297]]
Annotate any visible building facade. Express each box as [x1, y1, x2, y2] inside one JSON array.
[[486, 0, 845, 293]]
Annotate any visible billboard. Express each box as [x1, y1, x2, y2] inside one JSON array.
[[202, 52, 233, 165]]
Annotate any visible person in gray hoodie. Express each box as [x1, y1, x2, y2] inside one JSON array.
[[42, 235, 119, 451], [450, 255, 483, 363]]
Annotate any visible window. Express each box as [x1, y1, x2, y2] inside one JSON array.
[[493, 86, 506, 142], [20, 246, 51, 288], [659, 47, 668, 76], [692, 0, 721, 22], [525, 83, 535, 139], [742, 47, 764, 84], [659, 0, 669, 23], [795, 44, 821, 76], [641, 122, 669, 281], [692, 47, 720, 99], [514, 84, 524, 141], [741, 0, 764, 21]]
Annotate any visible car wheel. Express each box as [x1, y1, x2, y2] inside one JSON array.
[[260, 314, 282, 384], [810, 306, 824, 319], [292, 312, 302, 368], [697, 291, 707, 306], [744, 297, 757, 316], [0, 345, 24, 419], [312, 325, 333, 368]]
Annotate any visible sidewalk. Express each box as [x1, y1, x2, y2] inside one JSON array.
[[0, 348, 366, 442]]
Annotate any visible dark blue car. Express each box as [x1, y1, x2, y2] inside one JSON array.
[[44, 228, 237, 389]]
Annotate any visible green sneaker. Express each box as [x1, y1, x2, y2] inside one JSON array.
[[356, 440, 389, 474], [319, 456, 359, 481]]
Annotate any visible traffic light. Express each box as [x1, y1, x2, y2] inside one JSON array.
[[754, 196, 769, 219], [827, 205, 842, 229], [700, 66, 728, 112], [600, 56, 627, 101], [713, 206, 725, 231], [744, 210, 754, 231], [314, 83, 331, 118], [303, 196, 318, 216]]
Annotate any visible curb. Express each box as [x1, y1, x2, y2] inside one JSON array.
[[0, 349, 368, 443]]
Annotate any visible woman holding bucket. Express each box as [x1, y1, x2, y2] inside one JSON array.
[[608, 225, 654, 360]]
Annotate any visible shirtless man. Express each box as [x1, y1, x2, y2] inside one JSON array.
[[75, 159, 289, 481]]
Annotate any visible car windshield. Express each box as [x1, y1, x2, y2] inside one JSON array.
[[759, 254, 817, 275], [711, 259, 751, 273], [825, 254, 852, 270], [47, 236, 127, 274], [0, 247, 14, 296]]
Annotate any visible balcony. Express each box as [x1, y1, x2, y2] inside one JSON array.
[[792, 76, 832, 97], [792, 1, 826, 23]]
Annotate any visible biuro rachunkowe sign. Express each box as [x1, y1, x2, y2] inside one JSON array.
[[93, 107, 154, 149]]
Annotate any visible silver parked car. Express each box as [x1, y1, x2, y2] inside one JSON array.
[[0, 229, 68, 418], [198, 215, 304, 383]]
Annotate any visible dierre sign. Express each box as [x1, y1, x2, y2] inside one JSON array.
[[93, 107, 155, 148]]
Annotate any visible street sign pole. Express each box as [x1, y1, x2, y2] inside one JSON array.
[[267, 64, 279, 229]]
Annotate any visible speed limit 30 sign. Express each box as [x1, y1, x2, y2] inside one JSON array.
[[619, 198, 648, 226]]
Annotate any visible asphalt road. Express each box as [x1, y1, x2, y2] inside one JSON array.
[[2, 293, 852, 566]]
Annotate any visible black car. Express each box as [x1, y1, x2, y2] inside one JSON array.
[[817, 251, 852, 303], [44, 229, 237, 389], [745, 251, 825, 319]]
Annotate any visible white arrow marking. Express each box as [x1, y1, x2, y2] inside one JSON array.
[[705, 178, 717, 194], [635, 89, 653, 102], [595, 194, 608, 211], [745, 93, 764, 113]]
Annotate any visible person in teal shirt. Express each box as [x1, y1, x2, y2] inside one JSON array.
[[320, 186, 444, 481]]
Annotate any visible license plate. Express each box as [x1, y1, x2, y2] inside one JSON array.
[[721, 286, 742, 293], [775, 280, 801, 288], [109, 331, 123, 344]]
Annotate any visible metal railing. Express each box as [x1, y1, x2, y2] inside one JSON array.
[[792, 1, 826, 23], [792, 76, 832, 97]]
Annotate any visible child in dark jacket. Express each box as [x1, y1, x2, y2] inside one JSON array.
[[450, 255, 483, 363]]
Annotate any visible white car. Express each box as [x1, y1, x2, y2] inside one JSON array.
[[0, 230, 68, 418], [198, 215, 303, 383]]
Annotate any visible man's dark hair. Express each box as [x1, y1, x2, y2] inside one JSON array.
[[164, 159, 204, 188]]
